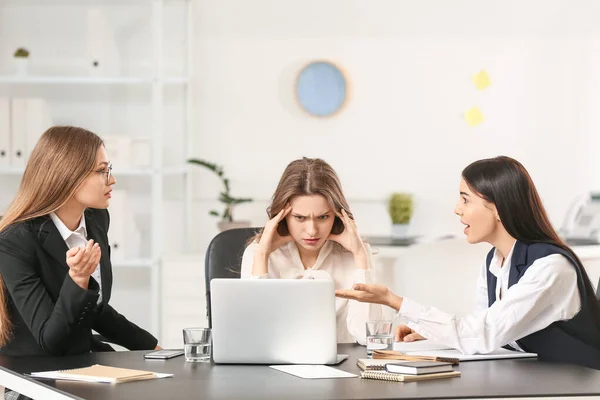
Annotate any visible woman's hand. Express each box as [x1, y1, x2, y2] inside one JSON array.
[[328, 209, 367, 257], [335, 283, 403, 311], [257, 205, 294, 256], [66, 239, 101, 290], [252, 205, 294, 276], [394, 325, 425, 342]]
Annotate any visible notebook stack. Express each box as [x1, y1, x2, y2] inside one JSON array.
[[358, 359, 460, 382]]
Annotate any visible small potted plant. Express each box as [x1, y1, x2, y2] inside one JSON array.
[[187, 158, 253, 231], [13, 48, 30, 76], [388, 192, 413, 238]]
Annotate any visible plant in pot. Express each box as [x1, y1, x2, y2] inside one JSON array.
[[13, 48, 30, 76], [187, 158, 253, 231], [388, 192, 413, 238]]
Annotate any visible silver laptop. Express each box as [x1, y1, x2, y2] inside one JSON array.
[[211, 279, 347, 364]]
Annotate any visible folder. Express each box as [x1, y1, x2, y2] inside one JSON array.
[[9, 98, 52, 167], [0, 99, 10, 167], [10, 98, 26, 167], [29, 364, 173, 384]]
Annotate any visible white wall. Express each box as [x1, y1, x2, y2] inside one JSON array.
[[186, 0, 600, 254]]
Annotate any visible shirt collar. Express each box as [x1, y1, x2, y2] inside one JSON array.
[[49, 212, 87, 241], [490, 241, 516, 278]]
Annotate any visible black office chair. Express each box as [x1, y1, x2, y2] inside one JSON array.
[[597, 276, 600, 300], [204, 227, 261, 327]]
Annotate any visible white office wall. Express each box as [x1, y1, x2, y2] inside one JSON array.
[[186, 0, 600, 254]]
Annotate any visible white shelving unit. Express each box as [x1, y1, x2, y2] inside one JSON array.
[[0, 0, 194, 339]]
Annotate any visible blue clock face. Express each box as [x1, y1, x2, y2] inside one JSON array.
[[295, 61, 348, 117]]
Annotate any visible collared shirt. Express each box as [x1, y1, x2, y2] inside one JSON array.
[[50, 213, 102, 304], [241, 240, 383, 344], [397, 243, 581, 354]]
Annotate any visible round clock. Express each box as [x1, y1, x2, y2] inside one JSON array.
[[295, 61, 348, 117]]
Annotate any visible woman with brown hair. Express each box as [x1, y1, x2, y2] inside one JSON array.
[[337, 156, 600, 369], [240, 157, 383, 345], [0, 126, 160, 358]]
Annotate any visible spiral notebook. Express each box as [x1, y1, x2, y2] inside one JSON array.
[[361, 370, 461, 382], [29, 364, 173, 383]]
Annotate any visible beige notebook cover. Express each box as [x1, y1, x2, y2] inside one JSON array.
[[31, 364, 171, 384], [361, 370, 461, 382]]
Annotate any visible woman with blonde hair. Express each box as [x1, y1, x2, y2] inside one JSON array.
[[240, 157, 383, 345], [0, 126, 160, 358]]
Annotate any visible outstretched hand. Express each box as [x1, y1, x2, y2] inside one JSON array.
[[335, 283, 403, 311]]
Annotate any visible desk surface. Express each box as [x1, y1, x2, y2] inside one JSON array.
[[2, 344, 600, 400]]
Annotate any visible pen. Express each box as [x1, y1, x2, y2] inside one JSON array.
[[372, 350, 460, 365]]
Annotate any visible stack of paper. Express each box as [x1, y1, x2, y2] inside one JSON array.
[[393, 340, 537, 361]]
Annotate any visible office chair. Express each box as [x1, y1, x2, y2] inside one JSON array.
[[205, 227, 261, 327], [597, 276, 600, 300]]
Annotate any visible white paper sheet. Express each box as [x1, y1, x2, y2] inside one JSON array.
[[269, 365, 357, 379], [393, 340, 537, 361]]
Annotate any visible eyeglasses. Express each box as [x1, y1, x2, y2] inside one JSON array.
[[96, 163, 113, 184]]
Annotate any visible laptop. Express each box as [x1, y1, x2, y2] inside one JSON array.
[[210, 279, 347, 364]]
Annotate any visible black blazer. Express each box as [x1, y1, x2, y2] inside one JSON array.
[[0, 208, 157, 356]]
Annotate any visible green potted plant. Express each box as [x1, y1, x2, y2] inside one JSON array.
[[13, 47, 30, 75], [187, 158, 253, 231], [388, 192, 413, 238]]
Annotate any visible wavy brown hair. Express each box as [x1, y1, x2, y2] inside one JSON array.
[[251, 157, 353, 244], [0, 126, 103, 346]]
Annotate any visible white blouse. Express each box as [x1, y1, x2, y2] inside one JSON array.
[[241, 240, 383, 344], [397, 243, 582, 354]]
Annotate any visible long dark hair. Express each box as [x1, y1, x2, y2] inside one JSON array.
[[462, 156, 585, 268]]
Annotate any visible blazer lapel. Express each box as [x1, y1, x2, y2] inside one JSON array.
[[85, 209, 112, 303], [33, 216, 70, 272]]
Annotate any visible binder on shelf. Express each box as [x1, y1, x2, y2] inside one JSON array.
[[10, 98, 26, 167], [107, 190, 140, 262], [87, 8, 121, 76], [0, 99, 10, 167], [9, 98, 52, 167]]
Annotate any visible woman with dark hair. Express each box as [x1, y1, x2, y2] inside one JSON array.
[[337, 156, 600, 369]]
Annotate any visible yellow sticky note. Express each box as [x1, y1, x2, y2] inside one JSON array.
[[472, 70, 491, 90], [464, 107, 484, 127]]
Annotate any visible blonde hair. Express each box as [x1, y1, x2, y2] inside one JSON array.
[[252, 157, 353, 244], [0, 126, 103, 346]]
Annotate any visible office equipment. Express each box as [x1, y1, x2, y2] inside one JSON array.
[[211, 279, 342, 364], [29, 364, 172, 383], [361, 370, 461, 382], [385, 361, 454, 375], [392, 340, 537, 361], [561, 193, 600, 245], [270, 365, 357, 379], [144, 350, 184, 359]]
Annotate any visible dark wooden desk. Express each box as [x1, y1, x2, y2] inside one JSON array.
[[1, 344, 600, 400]]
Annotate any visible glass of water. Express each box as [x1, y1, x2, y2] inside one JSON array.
[[365, 320, 393, 358], [183, 327, 211, 362]]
